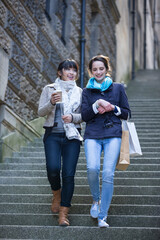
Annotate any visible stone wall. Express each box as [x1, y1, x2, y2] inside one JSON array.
[[0, 0, 119, 122], [115, 0, 159, 83], [0, 0, 119, 161]]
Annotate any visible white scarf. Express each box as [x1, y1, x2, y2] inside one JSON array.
[[54, 78, 83, 141]]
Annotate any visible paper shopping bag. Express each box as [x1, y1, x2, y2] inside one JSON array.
[[122, 121, 142, 157], [116, 130, 130, 171]]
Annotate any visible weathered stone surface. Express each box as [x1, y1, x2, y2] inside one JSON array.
[[8, 61, 21, 90], [34, 4, 45, 25], [37, 29, 51, 58], [11, 42, 28, 73], [0, 1, 7, 27], [19, 76, 40, 106], [6, 0, 19, 15], [24, 0, 36, 16], [0, 48, 9, 101], [42, 57, 57, 82], [5, 86, 37, 121], [29, 42, 42, 71], [25, 61, 42, 86], [50, 48, 62, 68], [0, 26, 11, 55], [21, 31, 31, 55], [18, 2, 37, 43], [1, 0, 118, 122], [5, 11, 24, 45]]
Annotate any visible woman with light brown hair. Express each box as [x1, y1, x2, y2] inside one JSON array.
[[81, 55, 131, 227]]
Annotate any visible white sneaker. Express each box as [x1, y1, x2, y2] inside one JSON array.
[[98, 218, 109, 228], [90, 201, 99, 218]]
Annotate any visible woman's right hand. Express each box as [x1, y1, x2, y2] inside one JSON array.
[[50, 92, 61, 105]]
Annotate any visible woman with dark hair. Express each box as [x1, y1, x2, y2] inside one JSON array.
[[38, 59, 83, 226], [81, 55, 131, 228]]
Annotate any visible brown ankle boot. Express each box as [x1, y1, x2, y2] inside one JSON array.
[[51, 189, 61, 213], [59, 206, 70, 226]]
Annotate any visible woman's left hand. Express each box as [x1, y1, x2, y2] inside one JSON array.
[[62, 114, 72, 123], [97, 99, 114, 113]]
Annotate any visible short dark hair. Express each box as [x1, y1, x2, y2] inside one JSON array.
[[57, 59, 79, 73]]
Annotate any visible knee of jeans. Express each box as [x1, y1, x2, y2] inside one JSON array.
[[62, 176, 74, 184], [102, 170, 114, 184], [87, 168, 99, 180], [87, 167, 99, 175], [47, 167, 60, 177]]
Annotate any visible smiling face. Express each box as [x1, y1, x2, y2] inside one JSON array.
[[91, 61, 107, 83], [58, 67, 77, 81]]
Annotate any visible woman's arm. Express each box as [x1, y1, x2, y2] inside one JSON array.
[[117, 84, 131, 120], [81, 88, 98, 122], [38, 86, 56, 117]]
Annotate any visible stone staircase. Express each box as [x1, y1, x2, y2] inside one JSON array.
[[0, 71, 160, 239]]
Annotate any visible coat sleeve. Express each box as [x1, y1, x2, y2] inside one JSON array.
[[81, 88, 98, 122], [38, 86, 56, 117], [71, 112, 82, 124], [118, 84, 131, 120], [71, 87, 83, 124]]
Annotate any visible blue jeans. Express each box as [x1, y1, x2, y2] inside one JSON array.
[[85, 137, 121, 220], [44, 132, 80, 207]]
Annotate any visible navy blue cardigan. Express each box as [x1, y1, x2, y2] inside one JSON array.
[[81, 83, 131, 140]]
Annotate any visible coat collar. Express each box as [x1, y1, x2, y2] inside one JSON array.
[[89, 83, 113, 92]]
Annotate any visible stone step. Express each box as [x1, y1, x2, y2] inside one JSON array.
[[0, 170, 159, 178], [0, 225, 159, 240], [132, 116, 160, 120], [0, 213, 160, 228], [0, 163, 160, 172], [0, 194, 159, 205], [12, 151, 160, 158], [80, 152, 160, 157], [136, 129, 160, 133], [139, 137, 160, 143], [28, 140, 160, 148], [131, 106, 160, 110], [3, 156, 160, 164], [0, 167, 160, 178], [19, 146, 160, 153], [0, 177, 159, 186], [29, 134, 160, 147], [129, 98, 160, 102], [132, 121, 160, 125], [0, 185, 159, 195], [0, 203, 159, 215], [140, 142, 160, 147]]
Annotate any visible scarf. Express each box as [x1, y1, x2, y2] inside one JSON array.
[[86, 76, 112, 91], [54, 78, 83, 141]]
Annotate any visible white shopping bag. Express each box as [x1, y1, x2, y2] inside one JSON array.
[[122, 120, 142, 156]]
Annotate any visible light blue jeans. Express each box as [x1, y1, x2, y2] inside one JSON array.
[[85, 137, 121, 220]]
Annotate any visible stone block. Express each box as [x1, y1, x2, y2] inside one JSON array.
[[37, 29, 51, 58], [22, 31, 31, 55], [0, 48, 9, 101], [8, 61, 21, 90], [29, 42, 43, 71], [0, 104, 42, 162], [5, 10, 24, 45], [0, 1, 7, 27], [0, 26, 11, 55], [11, 42, 28, 73]]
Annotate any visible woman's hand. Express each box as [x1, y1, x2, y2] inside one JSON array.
[[50, 92, 61, 105], [62, 114, 72, 123], [97, 99, 114, 114]]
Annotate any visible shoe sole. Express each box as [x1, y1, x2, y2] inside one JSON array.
[[98, 224, 109, 228]]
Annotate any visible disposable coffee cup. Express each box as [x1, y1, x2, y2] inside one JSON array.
[[56, 90, 62, 103]]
